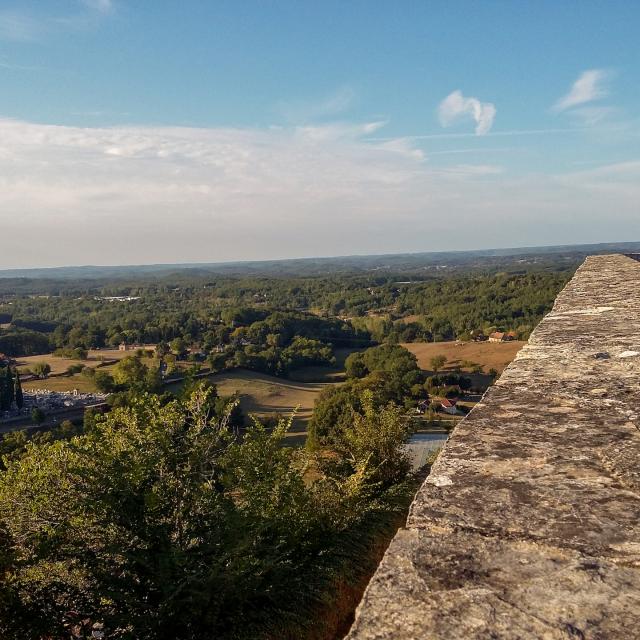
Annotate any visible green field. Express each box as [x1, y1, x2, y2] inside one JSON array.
[[170, 368, 340, 445]]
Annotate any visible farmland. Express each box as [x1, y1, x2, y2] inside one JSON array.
[[16, 347, 156, 393], [401, 340, 525, 375], [171, 368, 336, 445], [16, 347, 148, 374]]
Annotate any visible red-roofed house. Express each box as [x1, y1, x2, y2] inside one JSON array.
[[440, 398, 458, 415]]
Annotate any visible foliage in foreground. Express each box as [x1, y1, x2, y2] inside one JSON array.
[[0, 386, 412, 640]]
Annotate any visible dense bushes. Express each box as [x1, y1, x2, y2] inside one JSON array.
[[309, 345, 426, 447], [0, 385, 412, 639], [0, 331, 51, 357]]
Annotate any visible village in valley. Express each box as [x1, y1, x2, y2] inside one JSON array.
[[1, 311, 525, 459]]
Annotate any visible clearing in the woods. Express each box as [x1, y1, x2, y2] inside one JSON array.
[[402, 340, 525, 375], [171, 369, 333, 445]]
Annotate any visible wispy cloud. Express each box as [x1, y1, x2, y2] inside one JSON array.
[[554, 69, 610, 112], [438, 90, 496, 136], [0, 10, 42, 41], [0, 57, 42, 72], [277, 86, 357, 123], [367, 128, 581, 142], [80, 0, 114, 15], [0, 117, 637, 268], [0, 2, 114, 42]]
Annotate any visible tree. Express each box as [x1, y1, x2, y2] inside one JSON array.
[[207, 352, 226, 373], [111, 356, 148, 389], [429, 355, 447, 372], [333, 390, 411, 489], [31, 362, 51, 379], [94, 370, 115, 393], [307, 383, 361, 447], [30, 407, 45, 424], [0, 383, 413, 639], [83, 406, 100, 433], [13, 372, 23, 409], [170, 337, 186, 358], [0, 368, 14, 411], [344, 352, 368, 378], [155, 341, 170, 358]]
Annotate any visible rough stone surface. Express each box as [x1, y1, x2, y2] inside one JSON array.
[[346, 255, 640, 640]]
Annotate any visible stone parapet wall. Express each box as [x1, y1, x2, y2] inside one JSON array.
[[347, 254, 640, 639]]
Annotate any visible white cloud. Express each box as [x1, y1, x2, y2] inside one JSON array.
[[438, 90, 496, 136], [0, 117, 637, 268], [554, 69, 610, 112]]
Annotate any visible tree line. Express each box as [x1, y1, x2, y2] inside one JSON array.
[[0, 267, 571, 363]]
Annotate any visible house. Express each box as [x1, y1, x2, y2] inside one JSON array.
[[489, 331, 517, 343], [118, 342, 129, 352], [440, 398, 458, 415], [415, 399, 430, 415]]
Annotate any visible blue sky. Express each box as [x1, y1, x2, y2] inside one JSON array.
[[0, 1, 639, 267]]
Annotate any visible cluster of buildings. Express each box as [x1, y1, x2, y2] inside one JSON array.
[[472, 330, 518, 343], [0, 389, 108, 422]]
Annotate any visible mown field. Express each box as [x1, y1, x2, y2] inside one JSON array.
[[22, 376, 100, 393], [170, 368, 336, 445], [16, 347, 149, 374], [401, 340, 526, 375], [18, 347, 156, 392]]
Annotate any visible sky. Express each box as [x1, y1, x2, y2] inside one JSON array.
[[0, 1, 639, 268]]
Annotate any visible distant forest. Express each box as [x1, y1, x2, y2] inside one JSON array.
[[0, 248, 580, 368]]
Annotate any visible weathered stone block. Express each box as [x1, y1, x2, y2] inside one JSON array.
[[347, 255, 640, 639]]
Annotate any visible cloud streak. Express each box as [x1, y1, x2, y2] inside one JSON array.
[[0, 1, 114, 42], [438, 91, 496, 135], [554, 69, 610, 112], [277, 86, 357, 123], [0, 10, 42, 41], [80, 0, 114, 15], [0, 117, 637, 268]]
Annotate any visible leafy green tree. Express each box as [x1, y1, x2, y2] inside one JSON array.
[[0, 384, 412, 639], [346, 344, 420, 380], [83, 406, 100, 433], [207, 352, 226, 372], [429, 355, 447, 372], [155, 341, 170, 358], [0, 368, 14, 411], [31, 362, 51, 379], [30, 407, 45, 424], [13, 372, 23, 409], [332, 391, 411, 489], [94, 370, 115, 393], [307, 384, 361, 447], [170, 337, 186, 357], [344, 352, 367, 378]]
